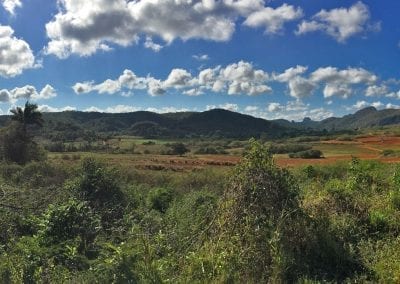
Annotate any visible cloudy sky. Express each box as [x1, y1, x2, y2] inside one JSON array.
[[0, 0, 399, 121]]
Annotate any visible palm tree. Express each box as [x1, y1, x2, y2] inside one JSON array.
[[10, 101, 43, 130]]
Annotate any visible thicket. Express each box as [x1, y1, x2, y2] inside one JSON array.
[[289, 149, 323, 159], [268, 143, 312, 154], [0, 141, 399, 282]]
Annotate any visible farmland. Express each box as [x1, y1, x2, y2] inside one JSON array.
[[47, 132, 400, 169], [1, 107, 400, 282]]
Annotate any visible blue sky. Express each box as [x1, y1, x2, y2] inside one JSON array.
[[0, 0, 399, 121]]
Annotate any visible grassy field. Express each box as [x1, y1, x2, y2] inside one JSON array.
[[47, 133, 400, 171]]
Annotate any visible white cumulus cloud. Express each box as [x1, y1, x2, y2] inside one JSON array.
[[45, 0, 269, 58], [244, 4, 303, 34], [0, 25, 36, 77], [296, 2, 380, 43], [2, 0, 21, 15]]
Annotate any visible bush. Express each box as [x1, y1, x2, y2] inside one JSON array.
[[166, 143, 189, 156], [37, 199, 100, 248], [289, 149, 323, 159], [67, 158, 125, 225], [194, 146, 227, 155], [268, 143, 312, 154], [147, 187, 174, 213], [209, 139, 305, 281]]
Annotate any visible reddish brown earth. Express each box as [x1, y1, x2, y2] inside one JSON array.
[[53, 135, 400, 170]]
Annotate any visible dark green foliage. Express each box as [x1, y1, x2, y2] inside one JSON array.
[[147, 187, 174, 213], [194, 146, 227, 154], [268, 143, 312, 154], [37, 199, 100, 247], [166, 142, 189, 156], [209, 140, 304, 281], [68, 158, 126, 225], [0, 122, 29, 164], [0, 102, 45, 164], [1, 138, 400, 282], [10, 101, 43, 128], [130, 121, 169, 138], [289, 149, 323, 159]]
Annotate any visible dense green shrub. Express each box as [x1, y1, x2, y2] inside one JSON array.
[[289, 149, 323, 159], [67, 158, 126, 225], [268, 143, 312, 154], [206, 140, 306, 282], [37, 199, 100, 247], [194, 146, 227, 154], [165, 142, 189, 156], [147, 187, 174, 213]]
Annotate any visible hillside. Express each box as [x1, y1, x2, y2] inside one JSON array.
[[0, 109, 294, 140], [1, 106, 400, 141], [274, 106, 400, 131]]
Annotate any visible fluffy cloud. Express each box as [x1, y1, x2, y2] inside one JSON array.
[[144, 37, 163, 52], [164, 69, 193, 88], [267, 102, 282, 112], [38, 105, 76, 112], [365, 85, 389, 97], [244, 105, 259, 112], [72, 62, 389, 101], [183, 88, 203, 96], [249, 101, 333, 121], [85, 105, 189, 113], [2, 0, 21, 15], [273, 66, 378, 100], [296, 2, 380, 42], [0, 89, 11, 102], [147, 78, 166, 96], [220, 61, 271, 95], [271, 101, 333, 121], [73, 61, 272, 97], [0, 85, 58, 102], [273, 65, 307, 82], [73, 69, 149, 95], [244, 4, 303, 34], [72, 81, 95, 94], [206, 103, 239, 112], [386, 103, 400, 109], [0, 25, 36, 77], [38, 84, 57, 99], [310, 66, 377, 98], [349, 100, 391, 111], [287, 77, 315, 99], [386, 91, 400, 99], [273, 66, 315, 99], [45, 0, 270, 58]]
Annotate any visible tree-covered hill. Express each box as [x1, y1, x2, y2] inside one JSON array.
[[1, 106, 400, 140], [0, 109, 294, 140]]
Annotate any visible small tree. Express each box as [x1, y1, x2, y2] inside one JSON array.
[[10, 101, 43, 131], [211, 139, 303, 281], [68, 158, 125, 226], [0, 102, 44, 164], [169, 142, 189, 156]]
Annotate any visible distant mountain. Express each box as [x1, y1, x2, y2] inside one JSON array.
[[299, 107, 400, 130], [1, 106, 399, 141], [0, 109, 296, 140], [273, 107, 400, 131]]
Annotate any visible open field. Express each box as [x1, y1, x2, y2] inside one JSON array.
[[48, 134, 400, 170]]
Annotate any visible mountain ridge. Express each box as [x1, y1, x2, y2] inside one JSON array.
[[1, 106, 400, 139]]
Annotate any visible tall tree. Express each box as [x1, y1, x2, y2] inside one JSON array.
[[10, 101, 43, 131], [1, 102, 45, 164]]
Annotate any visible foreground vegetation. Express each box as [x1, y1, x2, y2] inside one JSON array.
[[0, 104, 400, 282], [0, 139, 399, 282]]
